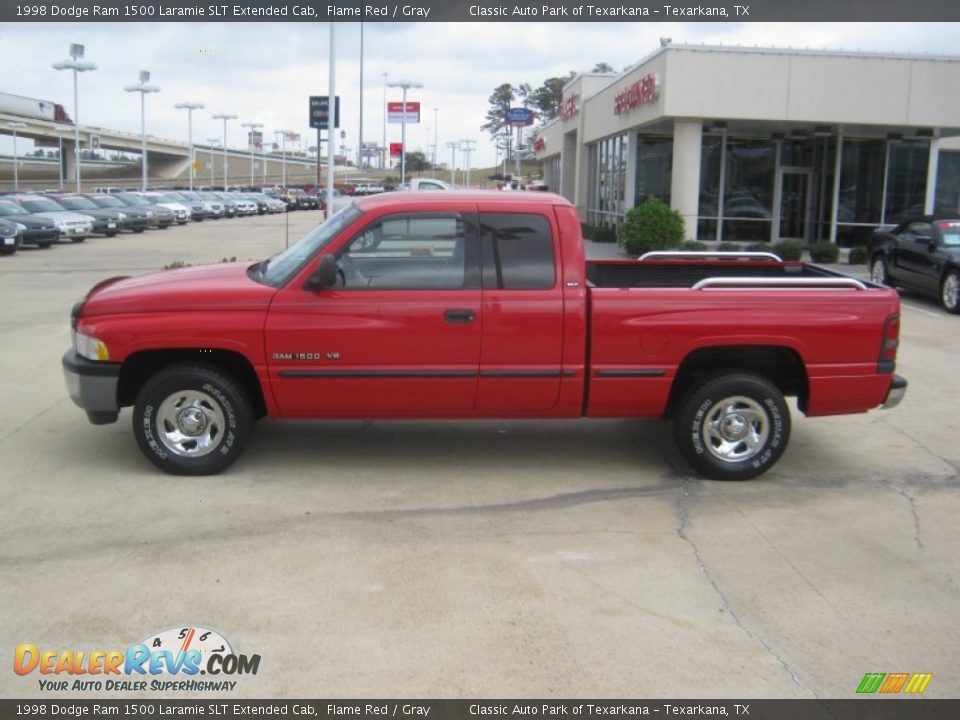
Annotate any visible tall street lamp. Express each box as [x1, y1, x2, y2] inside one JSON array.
[[206, 139, 220, 188], [52, 43, 97, 192], [274, 130, 293, 187], [460, 139, 475, 189], [381, 72, 388, 170], [174, 101, 204, 191], [53, 124, 73, 190], [7, 122, 26, 191], [386, 78, 422, 186], [241, 122, 263, 188], [446, 140, 459, 187], [124, 70, 160, 192], [432, 107, 439, 170], [212, 112, 237, 190]]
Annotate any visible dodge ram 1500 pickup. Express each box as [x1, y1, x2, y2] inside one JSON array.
[[63, 192, 907, 480]]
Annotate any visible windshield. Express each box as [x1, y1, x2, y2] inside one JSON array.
[[116, 194, 149, 206], [21, 199, 67, 213], [57, 197, 98, 211], [88, 196, 125, 208], [936, 221, 960, 246], [258, 205, 362, 287], [0, 203, 28, 216]]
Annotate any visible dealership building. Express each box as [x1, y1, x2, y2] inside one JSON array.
[[534, 43, 960, 245]]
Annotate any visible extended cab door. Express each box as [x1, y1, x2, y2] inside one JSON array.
[[265, 210, 482, 417], [475, 209, 566, 415]]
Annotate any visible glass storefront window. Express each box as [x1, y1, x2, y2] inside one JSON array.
[[635, 135, 672, 206], [885, 139, 930, 223], [723, 138, 774, 240], [935, 150, 960, 214], [587, 134, 627, 227], [838, 139, 885, 225], [698, 135, 722, 234]]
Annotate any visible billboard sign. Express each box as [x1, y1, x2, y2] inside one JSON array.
[[247, 131, 263, 152], [389, 142, 404, 157], [505, 107, 535, 127], [387, 101, 421, 124], [309, 95, 340, 130]]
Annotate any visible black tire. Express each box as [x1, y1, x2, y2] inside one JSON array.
[[134, 228, 146, 234], [71, 237, 86, 243], [106, 231, 119, 237], [674, 372, 791, 481], [0, 246, 17, 256], [870, 255, 894, 287], [36, 241, 54, 249], [941, 270, 960, 314], [133, 364, 252, 475]]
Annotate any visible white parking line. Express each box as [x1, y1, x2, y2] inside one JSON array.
[[899, 302, 945, 318]]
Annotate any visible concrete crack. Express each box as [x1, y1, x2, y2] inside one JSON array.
[[895, 486, 924, 550], [675, 478, 816, 698]]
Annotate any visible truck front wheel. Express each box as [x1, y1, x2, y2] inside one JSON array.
[[133, 365, 252, 475], [674, 373, 790, 481]]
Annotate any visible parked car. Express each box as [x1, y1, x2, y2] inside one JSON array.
[[82, 194, 152, 233], [113, 193, 175, 229], [211, 192, 239, 218], [46, 194, 126, 237], [166, 191, 210, 221], [290, 188, 320, 210], [870, 214, 960, 313], [62, 192, 906, 480], [0, 217, 22, 255], [0, 201, 59, 247], [225, 193, 258, 216], [404, 178, 451, 191], [139, 192, 191, 225], [239, 192, 269, 215], [195, 192, 226, 219], [7, 194, 93, 242]]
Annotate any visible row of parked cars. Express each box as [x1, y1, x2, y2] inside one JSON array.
[[0, 188, 318, 256]]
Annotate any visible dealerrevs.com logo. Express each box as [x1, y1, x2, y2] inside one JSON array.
[[14, 626, 260, 692]]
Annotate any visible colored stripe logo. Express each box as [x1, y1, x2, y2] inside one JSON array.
[[857, 672, 932, 694]]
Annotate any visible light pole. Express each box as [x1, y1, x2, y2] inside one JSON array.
[[433, 107, 439, 170], [7, 122, 26, 191], [274, 130, 292, 187], [206, 139, 220, 188], [446, 141, 459, 187], [241, 122, 262, 188], [357, 22, 364, 170], [381, 72, 388, 169], [52, 43, 97, 192], [124, 70, 160, 192], [386, 78, 422, 186], [460, 139, 475, 189], [327, 23, 337, 214], [54, 123, 72, 190], [211, 113, 237, 190], [174, 101, 204, 191]]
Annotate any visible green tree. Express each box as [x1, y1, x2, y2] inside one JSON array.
[[481, 83, 516, 138], [404, 150, 431, 173], [526, 72, 577, 122], [591, 62, 614, 73]]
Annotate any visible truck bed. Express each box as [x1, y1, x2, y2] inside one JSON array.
[[585, 257, 863, 289]]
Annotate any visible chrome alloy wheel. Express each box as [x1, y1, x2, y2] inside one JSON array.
[[942, 272, 960, 312], [701, 395, 770, 463], [871, 258, 888, 285], [155, 389, 226, 458]]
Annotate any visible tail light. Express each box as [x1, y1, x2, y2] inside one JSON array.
[[878, 313, 900, 373]]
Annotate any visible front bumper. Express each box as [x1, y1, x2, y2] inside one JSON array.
[[61, 224, 92, 238], [93, 219, 120, 234], [882, 374, 908, 409], [62, 349, 122, 424], [20, 228, 60, 245]]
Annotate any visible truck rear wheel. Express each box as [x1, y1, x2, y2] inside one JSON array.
[[133, 364, 252, 475], [674, 372, 790, 481]]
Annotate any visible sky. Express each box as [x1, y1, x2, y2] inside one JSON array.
[[1, 20, 959, 168]]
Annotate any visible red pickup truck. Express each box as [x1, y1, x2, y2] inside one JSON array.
[[63, 192, 906, 480]]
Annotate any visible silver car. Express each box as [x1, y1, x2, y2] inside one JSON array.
[[10, 195, 94, 243]]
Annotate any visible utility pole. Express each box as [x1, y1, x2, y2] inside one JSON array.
[[460, 139, 475, 189], [446, 141, 459, 187]]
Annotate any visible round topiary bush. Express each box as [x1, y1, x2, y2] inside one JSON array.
[[809, 241, 840, 264], [620, 197, 685, 256], [679, 240, 708, 251], [772, 240, 804, 261], [848, 246, 868, 265], [717, 242, 743, 252], [580, 223, 595, 240]]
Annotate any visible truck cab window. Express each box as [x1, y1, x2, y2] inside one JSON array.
[[480, 213, 556, 289]]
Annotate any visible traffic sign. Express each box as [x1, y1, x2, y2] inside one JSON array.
[[309, 95, 340, 130], [505, 107, 535, 127]]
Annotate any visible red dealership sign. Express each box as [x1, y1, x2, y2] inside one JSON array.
[[532, 137, 546, 152], [559, 93, 578, 120], [389, 142, 404, 157], [387, 101, 421, 123], [614, 74, 660, 114]]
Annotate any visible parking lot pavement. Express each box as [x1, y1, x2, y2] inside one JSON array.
[[1, 217, 958, 699]]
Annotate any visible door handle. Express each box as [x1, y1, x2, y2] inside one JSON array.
[[444, 309, 476, 324]]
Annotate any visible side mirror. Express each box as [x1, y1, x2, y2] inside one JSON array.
[[305, 254, 337, 291]]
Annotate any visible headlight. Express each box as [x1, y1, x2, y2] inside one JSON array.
[[15, 223, 27, 233], [57, 221, 69, 230], [117, 212, 127, 220], [74, 331, 110, 362], [145, 210, 154, 218]]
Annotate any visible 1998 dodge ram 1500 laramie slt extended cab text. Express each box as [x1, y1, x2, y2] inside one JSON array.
[[63, 192, 907, 480]]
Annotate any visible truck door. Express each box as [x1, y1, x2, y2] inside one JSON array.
[[265, 211, 482, 417], [476, 210, 565, 415]]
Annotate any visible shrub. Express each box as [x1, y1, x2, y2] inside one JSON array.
[[717, 242, 743, 252], [580, 222, 595, 240], [680, 240, 708, 251], [593, 225, 618, 243], [809, 242, 840, 264], [619, 197, 685, 256], [772, 240, 804, 261], [848, 246, 868, 265]]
